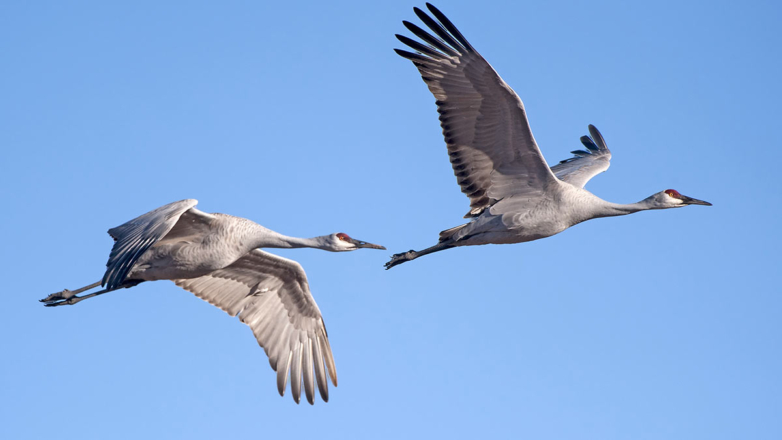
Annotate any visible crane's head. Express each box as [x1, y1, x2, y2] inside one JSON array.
[[647, 189, 712, 209], [323, 233, 386, 252]]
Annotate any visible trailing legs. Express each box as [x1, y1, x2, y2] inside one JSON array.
[[40, 280, 139, 307]]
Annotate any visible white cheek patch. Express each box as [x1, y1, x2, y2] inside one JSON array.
[[664, 193, 684, 205]]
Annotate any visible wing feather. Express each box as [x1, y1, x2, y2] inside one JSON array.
[[290, 342, 303, 404], [396, 4, 561, 218], [173, 249, 335, 404], [303, 339, 315, 405], [402, 21, 459, 56], [550, 125, 612, 188], [319, 330, 338, 386], [312, 334, 329, 402], [277, 352, 292, 396], [102, 199, 202, 290]]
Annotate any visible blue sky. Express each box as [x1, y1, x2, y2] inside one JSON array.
[[2, 0, 780, 438]]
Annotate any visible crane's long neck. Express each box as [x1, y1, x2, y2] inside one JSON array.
[[591, 198, 656, 219], [249, 225, 327, 250]]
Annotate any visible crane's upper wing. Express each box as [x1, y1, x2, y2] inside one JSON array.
[[103, 199, 208, 290], [550, 125, 612, 189], [174, 250, 336, 405], [396, 3, 561, 218]]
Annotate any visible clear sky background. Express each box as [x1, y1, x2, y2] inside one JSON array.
[[2, 0, 780, 439]]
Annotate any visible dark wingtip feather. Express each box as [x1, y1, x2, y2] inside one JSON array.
[[402, 20, 459, 57], [425, 2, 474, 52], [412, 3, 465, 53], [396, 34, 443, 59], [587, 124, 609, 151], [580, 135, 599, 151], [394, 48, 429, 63]]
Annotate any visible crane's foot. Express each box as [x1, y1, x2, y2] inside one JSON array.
[[40, 289, 85, 307], [43, 295, 91, 307], [42, 290, 109, 307], [384, 250, 417, 270], [40, 289, 76, 305], [41, 282, 110, 307]]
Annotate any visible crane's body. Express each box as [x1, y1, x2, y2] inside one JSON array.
[[437, 185, 690, 247], [124, 210, 338, 282], [129, 213, 266, 281], [385, 4, 711, 269], [440, 190, 610, 246], [42, 199, 385, 405]]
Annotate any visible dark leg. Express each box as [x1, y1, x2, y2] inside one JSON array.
[[40, 281, 102, 304], [43, 288, 113, 307], [384, 242, 454, 270], [40, 280, 142, 307]]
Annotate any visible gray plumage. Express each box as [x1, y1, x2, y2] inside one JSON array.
[[551, 125, 612, 189], [386, 4, 710, 269], [42, 199, 385, 404], [173, 249, 335, 404]]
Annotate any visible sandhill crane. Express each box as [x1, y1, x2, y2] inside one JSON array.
[[385, 3, 711, 269], [41, 199, 385, 404]]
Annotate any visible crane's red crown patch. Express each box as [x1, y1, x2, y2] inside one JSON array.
[[664, 189, 681, 198]]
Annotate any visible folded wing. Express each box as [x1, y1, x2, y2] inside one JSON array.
[[103, 199, 204, 290]]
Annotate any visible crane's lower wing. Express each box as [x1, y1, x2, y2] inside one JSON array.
[[396, 3, 561, 218], [174, 250, 336, 405], [550, 125, 612, 188], [103, 199, 202, 290]]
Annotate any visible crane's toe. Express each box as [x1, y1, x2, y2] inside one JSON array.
[[39, 289, 76, 304], [43, 298, 74, 307], [42, 294, 92, 307]]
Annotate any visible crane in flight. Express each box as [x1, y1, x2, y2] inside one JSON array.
[[385, 3, 711, 270], [41, 199, 385, 404]]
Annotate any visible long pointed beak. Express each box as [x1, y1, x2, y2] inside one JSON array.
[[681, 195, 712, 206], [349, 238, 386, 250]]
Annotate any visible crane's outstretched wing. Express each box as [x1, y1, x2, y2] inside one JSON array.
[[396, 3, 561, 218], [103, 199, 208, 290], [174, 250, 337, 405], [551, 125, 612, 188]]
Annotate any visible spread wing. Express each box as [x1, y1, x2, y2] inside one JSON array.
[[550, 125, 612, 188], [174, 250, 337, 405], [103, 199, 211, 290], [396, 3, 562, 218]]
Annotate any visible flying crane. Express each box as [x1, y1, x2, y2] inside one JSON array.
[[42, 199, 385, 404], [386, 3, 711, 269]]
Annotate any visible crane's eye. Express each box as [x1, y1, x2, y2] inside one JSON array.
[[665, 189, 680, 198], [336, 233, 350, 241]]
